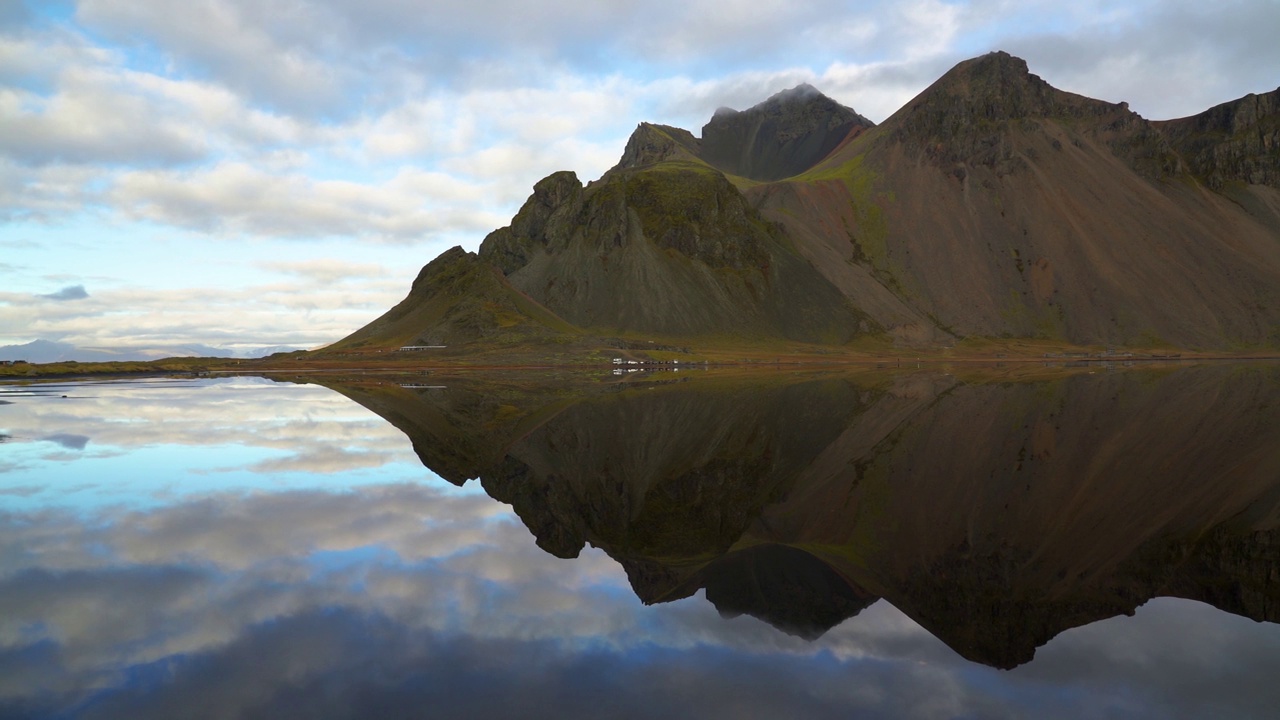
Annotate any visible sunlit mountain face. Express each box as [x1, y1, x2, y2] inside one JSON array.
[[3, 365, 1280, 719]]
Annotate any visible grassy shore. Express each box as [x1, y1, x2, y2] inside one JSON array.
[[3, 334, 1276, 383]]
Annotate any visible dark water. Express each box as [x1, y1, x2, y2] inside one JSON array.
[[2, 364, 1279, 719]]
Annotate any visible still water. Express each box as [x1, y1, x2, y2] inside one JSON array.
[[2, 365, 1279, 719]]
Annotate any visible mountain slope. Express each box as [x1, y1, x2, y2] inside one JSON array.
[[328, 246, 579, 351], [477, 131, 877, 344]]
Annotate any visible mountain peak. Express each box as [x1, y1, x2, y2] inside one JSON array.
[[877, 50, 1184, 177], [611, 122, 702, 172], [906, 51, 1060, 123], [952, 50, 1030, 80], [700, 83, 873, 181]]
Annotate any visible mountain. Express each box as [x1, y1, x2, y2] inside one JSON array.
[[319, 364, 1280, 668], [755, 52, 1280, 348], [330, 52, 1280, 356]]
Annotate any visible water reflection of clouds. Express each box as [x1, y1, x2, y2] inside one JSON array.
[[0, 483, 946, 718], [236, 446, 398, 475], [5, 376, 1280, 717], [1, 378, 411, 460], [3, 482, 1278, 718], [0, 377, 435, 508]]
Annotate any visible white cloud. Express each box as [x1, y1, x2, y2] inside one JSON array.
[[107, 162, 496, 242], [0, 65, 207, 167], [76, 0, 348, 116], [0, 160, 103, 221], [259, 258, 389, 284], [0, 275, 411, 349]]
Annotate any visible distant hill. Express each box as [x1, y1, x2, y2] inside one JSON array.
[[331, 51, 1280, 355], [0, 339, 303, 363]]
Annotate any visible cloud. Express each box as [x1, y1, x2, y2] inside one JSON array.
[[0, 161, 104, 222], [259, 259, 389, 284], [76, 0, 349, 117], [38, 284, 88, 301], [0, 0, 30, 29], [107, 162, 506, 242], [0, 267, 414, 349]]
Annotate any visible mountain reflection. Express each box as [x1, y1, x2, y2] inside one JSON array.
[[323, 363, 1280, 669]]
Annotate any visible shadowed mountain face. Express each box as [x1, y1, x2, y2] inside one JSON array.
[[332, 51, 1280, 355], [323, 363, 1280, 669], [700, 84, 875, 182]]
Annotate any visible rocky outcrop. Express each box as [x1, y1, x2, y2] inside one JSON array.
[[481, 171, 584, 276], [1156, 88, 1280, 189], [611, 123, 702, 172]]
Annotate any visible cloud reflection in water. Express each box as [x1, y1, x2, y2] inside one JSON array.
[[1, 374, 1279, 718]]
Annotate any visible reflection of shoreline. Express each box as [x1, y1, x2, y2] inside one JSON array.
[[330, 364, 1280, 668]]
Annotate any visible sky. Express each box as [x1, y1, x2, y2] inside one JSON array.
[[1, 0, 1279, 356]]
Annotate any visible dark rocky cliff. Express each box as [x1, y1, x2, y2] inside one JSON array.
[[1156, 88, 1280, 189], [701, 84, 874, 181]]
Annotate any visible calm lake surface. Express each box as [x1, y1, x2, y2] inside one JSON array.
[[2, 364, 1279, 719]]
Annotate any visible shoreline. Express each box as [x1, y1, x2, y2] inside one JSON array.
[[3, 351, 1279, 384]]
